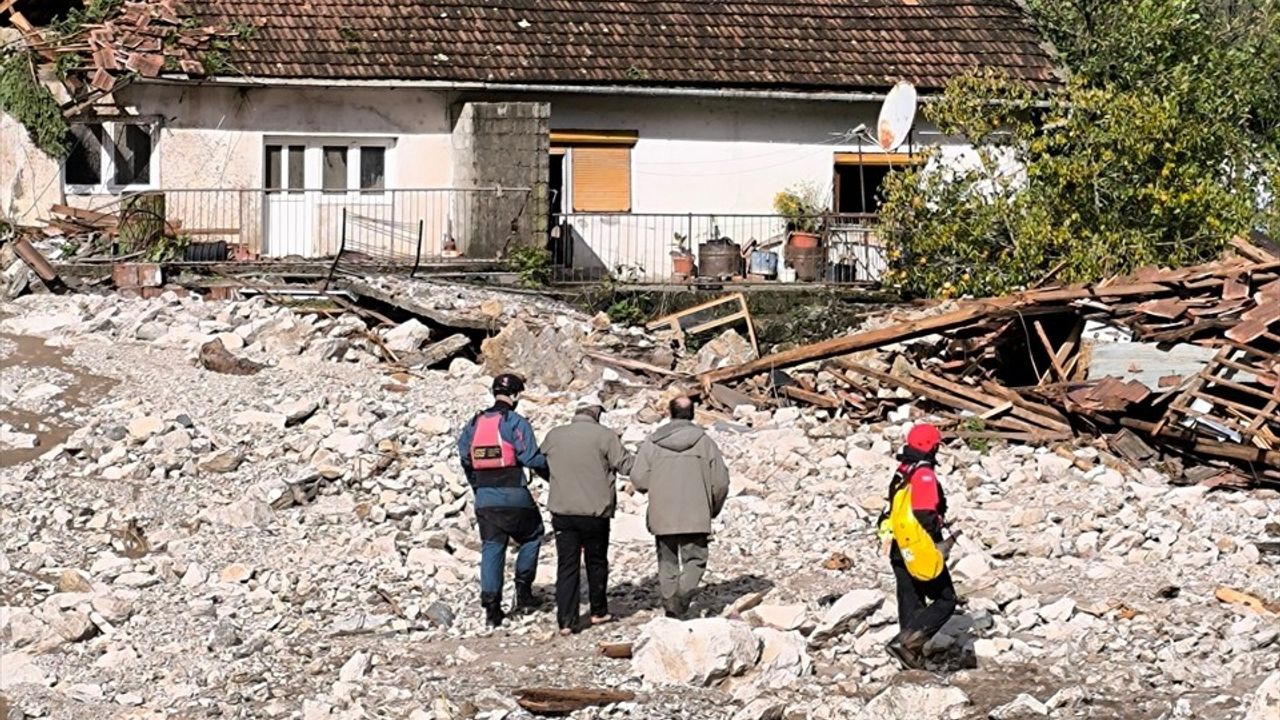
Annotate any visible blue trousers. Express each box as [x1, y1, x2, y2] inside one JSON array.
[[475, 497, 545, 596]]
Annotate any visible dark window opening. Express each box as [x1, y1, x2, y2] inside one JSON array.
[[360, 147, 386, 192], [322, 146, 348, 192], [66, 124, 105, 186], [834, 163, 892, 215], [112, 124, 152, 186]]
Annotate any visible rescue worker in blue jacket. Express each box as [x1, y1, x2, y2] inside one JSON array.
[[456, 373, 550, 627]]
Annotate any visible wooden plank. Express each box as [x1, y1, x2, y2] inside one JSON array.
[[684, 309, 747, 337], [979, 401, 1014, 420], [646, 292, 745, 330], [904, 367, 1073, 433], [838, 361, 1060, 437], [183, 227, 241, 236], [699, 299, 1015, 386], [516, 687, 636, 715], [582, 350, 684, 378], [979, 381, 1075, 427], [782, 385, 841, 408], [1033, 320, 1068, 383], [1121, 418, 1280, 467]]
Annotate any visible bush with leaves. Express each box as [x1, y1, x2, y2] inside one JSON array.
[[880, 0, 1280, 298]]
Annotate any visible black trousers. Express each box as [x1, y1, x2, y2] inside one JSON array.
[[552, 514, 611, 629], [892, 561, 957, 642]]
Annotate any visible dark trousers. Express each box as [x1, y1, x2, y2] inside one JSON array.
[[892, 561, 957, 643], [656, 533, 710, 615], [552, 514, 611, 629], [476, 505, 544, 598]]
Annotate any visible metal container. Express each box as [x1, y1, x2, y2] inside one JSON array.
[[788, 246, 823, 282], [698, 238, 742, 279], [747, 250, 778, 277]]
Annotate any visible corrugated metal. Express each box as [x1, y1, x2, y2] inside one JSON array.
[[1086, 342, 1219, 391]]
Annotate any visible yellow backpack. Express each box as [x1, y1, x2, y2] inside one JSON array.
[[888, 482, 946, 582]]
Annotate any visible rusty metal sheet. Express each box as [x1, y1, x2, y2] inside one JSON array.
[[1136, 298, 1188, 320]]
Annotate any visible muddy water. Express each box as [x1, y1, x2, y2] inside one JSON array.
[[0, 330, 117, 468]]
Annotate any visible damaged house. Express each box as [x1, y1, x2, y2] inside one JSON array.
[[2, 0, 1058, 279]]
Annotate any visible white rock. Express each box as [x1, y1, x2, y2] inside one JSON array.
[[384, 319, 432, 353], [632, 617, 761, 686], [219, 563, 253, 584], [989, 693, 1048, 718], [810, 590, 884, 644], [127, 416, 165, 442], [114, 572, 159, 588], [199, 448, 245, 473], [91, 593, 134, 624], [733, 699, 785, 720], [752, 628, 811, 688], [953, 554, 991, 581], [748, 604, 807, 631], [1038, 597, 1075, 623], [52, 610, 97, 642], [410, 414, 452, 436], [280, 399, 320, 425], [215, 332, 245, 352], [203, 498, 274, 528], [0, 651, 52, 689], [339, 651, 371, 682], [1246, 672, 1280, 720], [232, 410, 287, 430], [859, 684, 969, 720]]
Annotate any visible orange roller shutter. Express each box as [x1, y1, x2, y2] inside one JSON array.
[[572, 146, 632, 212]]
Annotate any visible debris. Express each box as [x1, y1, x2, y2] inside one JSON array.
[[199, 338, 265, 376], [861, 684, 970, 720], [1214, 586, 1280, 615], [821, 552, 852, 571], [648, 292, 760, 359], [515, 687, 637, 715], [599, 642, 634, 659], [809, 589, 884, 644]]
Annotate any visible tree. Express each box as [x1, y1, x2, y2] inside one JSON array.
[[879, 0, 1280, 298]]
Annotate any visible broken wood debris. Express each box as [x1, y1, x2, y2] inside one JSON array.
[[514, 687, 637, 715], [698, 239, 1280, 487]]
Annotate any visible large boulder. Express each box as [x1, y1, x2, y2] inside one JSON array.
[[751, 628, 811, 688], [1246, 672, 1280, 720], [809, 589, 884, 644], [858, 684, 970, 720], [480, 318, 590, 392], [632, 617, 761, 686], [383, 319, 431, 354]]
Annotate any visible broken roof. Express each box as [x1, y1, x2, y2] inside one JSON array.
[[178, 0, 1061, 92]]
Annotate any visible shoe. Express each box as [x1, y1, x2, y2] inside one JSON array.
[[886, 635, 924, 669], [481, 593, 505, 628], [515, 582, 543, 612]]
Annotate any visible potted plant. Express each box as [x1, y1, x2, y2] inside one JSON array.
[[773, 182, 826, 248], [670, 232, 695, 277]]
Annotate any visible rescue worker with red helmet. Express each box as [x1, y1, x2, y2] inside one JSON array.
[[456, 373, 550, 627], [876, 422, 958, 669]]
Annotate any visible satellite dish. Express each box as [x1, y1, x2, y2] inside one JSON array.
[[876, 81, 918, 151]]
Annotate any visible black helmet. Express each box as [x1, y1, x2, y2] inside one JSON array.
[[492, 373, 526, 396]]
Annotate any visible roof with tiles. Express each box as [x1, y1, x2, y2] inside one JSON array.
[[182, 0, 1060, 92]]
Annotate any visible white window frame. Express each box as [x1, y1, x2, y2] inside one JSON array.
[[64, 118, 161, 195], [263, 136, 397, 203]]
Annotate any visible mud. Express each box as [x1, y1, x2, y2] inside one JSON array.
[[0, 330, 117, 468]]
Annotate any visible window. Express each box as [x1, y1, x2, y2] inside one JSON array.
[[551, 130, 637, 213], [360, 147, 385, 192], [322, 146, 349, 192], [265, 145, 305, 193], [65, 120, 158, 193], [832, 152, 921, 215]]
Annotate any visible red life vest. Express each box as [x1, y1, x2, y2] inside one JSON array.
[[469, 412, 517, 470]]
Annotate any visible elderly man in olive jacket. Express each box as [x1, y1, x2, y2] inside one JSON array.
[[630, 396, 730, 618], [541, 395, 634, 634]]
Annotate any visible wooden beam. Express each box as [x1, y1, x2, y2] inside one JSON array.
[[905, 367, 1073, 433], [782, 385, 841, 408], [699, 299, 1014, 386], [1121, 418, 1280, 467]]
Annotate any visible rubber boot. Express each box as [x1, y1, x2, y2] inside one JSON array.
[[481, 593, 505, 628], [886, 629, 927, 669], [514, 578, 542, 612]]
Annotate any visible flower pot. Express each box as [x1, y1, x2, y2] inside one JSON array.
[[671, 253, 696, 278], [788, 231, 820, 249]]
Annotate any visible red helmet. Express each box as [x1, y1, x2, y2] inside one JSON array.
[[906, 423, 943, 454]]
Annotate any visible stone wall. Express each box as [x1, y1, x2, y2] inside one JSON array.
[[450, 102, 549, 259]]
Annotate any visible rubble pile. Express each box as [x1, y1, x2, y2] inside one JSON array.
[[1, 279, 1277, 720], [700, 240, 1280, 488]]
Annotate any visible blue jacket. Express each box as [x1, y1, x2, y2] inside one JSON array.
[[457, 401, 548, 508]]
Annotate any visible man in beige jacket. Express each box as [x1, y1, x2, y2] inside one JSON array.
[[630, 396, 730, 618], [542, 395, 634, 634]]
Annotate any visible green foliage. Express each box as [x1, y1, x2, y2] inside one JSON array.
[[880, 0, 1280, 298], [141, 235, 190, 263], [958, 417, 990, 453], [0, 51, 71, 157], [506, 245, 553, 287], [605, 298, 648, 327], [48, 0, 126, 38], [773, 182, 826, 234]]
